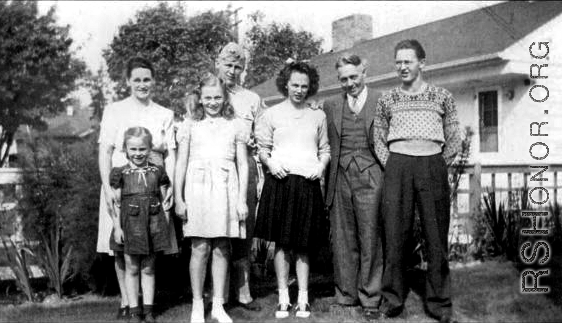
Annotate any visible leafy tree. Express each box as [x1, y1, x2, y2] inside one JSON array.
[[103, 2, 233, 115], [0, 1, 85, 167], [84, 67, 112, 122], [244, 11, 324, 89]]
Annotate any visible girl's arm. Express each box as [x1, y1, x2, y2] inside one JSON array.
[[236, 141, 249, 221], [310, 113, 331, 180], [174, 123, 190, 221], [163, 145, 176, 210], [255, 108, 288, 178]]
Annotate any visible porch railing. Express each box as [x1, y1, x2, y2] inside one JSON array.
[[454, 163, 562, 218]]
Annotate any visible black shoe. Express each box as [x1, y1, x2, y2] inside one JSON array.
[[439, 314, 457, 323], [233, 299, 262, 312], [363, 308, 381, 321], [127, 313, 143, 323], [380, 306, 404, 318], [144, 312, 157, 323], [116, 306, 130, 320]]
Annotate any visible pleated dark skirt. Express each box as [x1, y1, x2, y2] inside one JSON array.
[[255, 173, 326, 251]]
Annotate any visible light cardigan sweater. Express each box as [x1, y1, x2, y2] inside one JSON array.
[[255, 100, 330, 178]]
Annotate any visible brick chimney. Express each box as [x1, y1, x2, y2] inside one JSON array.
[[332, 14, 373, 52]]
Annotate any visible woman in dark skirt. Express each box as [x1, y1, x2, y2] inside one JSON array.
[[254, 61, 330, 319]]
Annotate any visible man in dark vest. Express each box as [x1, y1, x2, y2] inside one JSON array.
[[324, 54, 384, 320]]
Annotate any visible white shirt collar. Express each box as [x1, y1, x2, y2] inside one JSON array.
[[347, 86, 368, 112]]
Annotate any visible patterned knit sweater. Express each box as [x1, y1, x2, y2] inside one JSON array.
[[373, 84, 461, 167]]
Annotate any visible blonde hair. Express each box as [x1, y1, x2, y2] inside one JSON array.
[[122, 126, 153, 153], [186, 73, 235, 121]]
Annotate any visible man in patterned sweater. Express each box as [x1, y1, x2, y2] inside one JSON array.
[[374, 39, 461, 323]]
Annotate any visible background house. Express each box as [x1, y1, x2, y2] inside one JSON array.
[[254, 1, 562, 165], [0, 99, 98, 243], [253, 1, 562, 215]]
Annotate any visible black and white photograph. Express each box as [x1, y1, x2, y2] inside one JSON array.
[[0, 1, 560, 322]]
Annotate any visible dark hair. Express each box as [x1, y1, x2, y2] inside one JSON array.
[[275, 61, 320, 99], [126, 57, 155, 79], [394, 39, 426, 60], [122, 126, 153, 153], [335, 53, 367, 70], [187, 73, 235, 121]]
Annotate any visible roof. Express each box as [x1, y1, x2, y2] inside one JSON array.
[[39, 107, 98, 138], [14, 106, 98, 142], [253, 1, 562, 99]]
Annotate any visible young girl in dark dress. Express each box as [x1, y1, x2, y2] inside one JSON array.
[[109, 127, 171, 323]]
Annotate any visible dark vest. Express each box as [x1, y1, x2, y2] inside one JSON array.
[[339, 105, 377, 171]]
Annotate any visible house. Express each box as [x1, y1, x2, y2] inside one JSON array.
[[252, 1, 562, 215], [253, 1, 562, 165]]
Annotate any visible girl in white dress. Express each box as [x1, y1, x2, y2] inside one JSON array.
[[175, 73, 248, 323]]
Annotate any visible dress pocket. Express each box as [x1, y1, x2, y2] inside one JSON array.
[[125, 205, 143, 239], [149, 199, 162, 215], [127, 203, 140, 217]]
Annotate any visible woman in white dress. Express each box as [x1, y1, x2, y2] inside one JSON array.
[[97, 57, 177, 320]]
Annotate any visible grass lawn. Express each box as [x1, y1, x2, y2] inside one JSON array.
[[1, 260, 560, 323]]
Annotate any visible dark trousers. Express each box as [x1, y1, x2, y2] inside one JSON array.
[[330, 160, 384, 308], [227, 155, 258, 301], [231, 155, 258, 261], [380, 153, 452, 318]]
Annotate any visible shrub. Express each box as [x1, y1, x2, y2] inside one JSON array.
[[1, 238, 35, 302], [450, 126, 474, 200], [35, 220, 75, 299], [18, 136, 100, 294], [479, 187, 530, 262]]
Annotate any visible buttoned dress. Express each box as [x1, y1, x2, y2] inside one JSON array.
[[109, 163, 170, 255]]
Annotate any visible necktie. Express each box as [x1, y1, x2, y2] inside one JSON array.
[[350, 97, 359, 114]]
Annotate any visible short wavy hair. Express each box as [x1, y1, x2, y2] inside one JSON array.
[[186, 73, 235, 121], [275, 61, 320, 99], [394, 39, 426, 60], [334, 53, 367, 71]]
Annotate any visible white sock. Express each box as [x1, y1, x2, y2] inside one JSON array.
[[211, 297, 232, 323], [298, 289, 308, 305], [191, 298, 204, 323], [192, 298, 204, 310], [278, 287, 290, 305]]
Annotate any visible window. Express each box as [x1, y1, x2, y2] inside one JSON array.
[[478, 90, 498, 152]]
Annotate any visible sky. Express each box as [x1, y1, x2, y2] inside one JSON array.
[[37, 1, 502, 72]]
